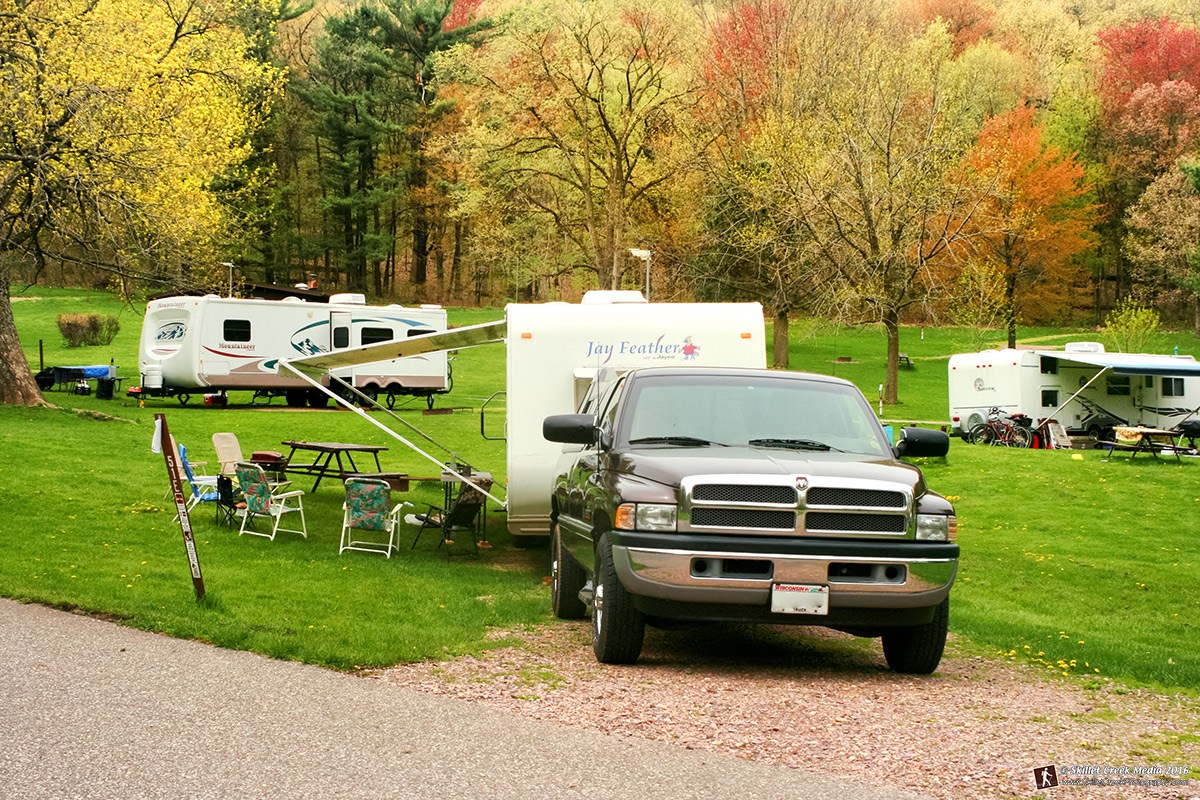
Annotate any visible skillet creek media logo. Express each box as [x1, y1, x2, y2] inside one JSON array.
[[1032, 763, 1193, 791]]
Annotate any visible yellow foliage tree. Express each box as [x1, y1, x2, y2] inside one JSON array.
[[0, 0, 282, 405]]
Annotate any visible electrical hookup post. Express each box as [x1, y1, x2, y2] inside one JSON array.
[[152, 414, 206, 601]]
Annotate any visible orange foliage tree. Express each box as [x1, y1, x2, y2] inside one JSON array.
[[952, 106, 1095, 346]]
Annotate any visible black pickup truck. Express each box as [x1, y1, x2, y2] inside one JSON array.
[[544, 366, 958, 673]]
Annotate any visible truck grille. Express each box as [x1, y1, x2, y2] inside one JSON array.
[[691, 508, 797, 529], [682, 477, 911, 537], [692, 484, 796, 504], [807, 487, 905, 508]]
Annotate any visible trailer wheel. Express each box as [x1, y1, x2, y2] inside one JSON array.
[[285, 389, 307, 408], [592, 533, 645, 664], [551, 524, 587, 620], [306, 389, 330, 408]]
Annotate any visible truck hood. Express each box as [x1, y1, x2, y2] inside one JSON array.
[[616, 446, 928, 495]]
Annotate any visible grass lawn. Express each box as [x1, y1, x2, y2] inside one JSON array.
[[4, 288, 1200, 692]]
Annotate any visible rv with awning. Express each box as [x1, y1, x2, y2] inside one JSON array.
[[280, 291, 767, 542], [948, 342, 1200, 439]]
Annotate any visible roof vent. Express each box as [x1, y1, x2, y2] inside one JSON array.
[[1064, 341, 1105, 353], [581, 290, 647, 305], [329, 293, 367, 306]]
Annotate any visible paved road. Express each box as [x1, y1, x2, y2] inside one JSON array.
[[0, 599, 931, 800]]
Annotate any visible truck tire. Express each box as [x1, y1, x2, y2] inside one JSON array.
[[285, 389, 307, 408], [551, 524, 587, 620], [592, 533, 645, 664], [881, 597, 949, 674]]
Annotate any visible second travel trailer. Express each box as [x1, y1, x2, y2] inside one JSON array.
[[948, 342, 1200, 440], [138, 293, 450, 407]]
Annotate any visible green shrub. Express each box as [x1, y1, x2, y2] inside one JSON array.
[[57, 313, 121, 347]]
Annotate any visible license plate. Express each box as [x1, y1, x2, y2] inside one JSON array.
[[771, 583, 829, 615]]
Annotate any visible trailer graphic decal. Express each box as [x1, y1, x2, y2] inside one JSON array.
[[155, 322, 186, 341], [583, 335, 701, 364]]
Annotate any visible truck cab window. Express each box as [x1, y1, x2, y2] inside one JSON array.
[[223, 319, 251, 342], [362, 327, 392, 346]]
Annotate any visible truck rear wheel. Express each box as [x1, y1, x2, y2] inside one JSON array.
[[592, 533, 645, 664], [551, 524, 587, 620], [881, 597, 949, 674]]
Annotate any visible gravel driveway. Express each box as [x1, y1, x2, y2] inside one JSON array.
[[377, 622, 1200, 800]]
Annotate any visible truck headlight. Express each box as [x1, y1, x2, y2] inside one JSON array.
[[615, 503, 677, 532], [916, 514, 956, 542]]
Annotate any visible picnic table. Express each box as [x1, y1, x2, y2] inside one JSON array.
[[280, 441, 388, 492], [1102, 427, 1191, 461]]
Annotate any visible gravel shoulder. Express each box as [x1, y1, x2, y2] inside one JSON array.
[[375, 622, 1200, 800]]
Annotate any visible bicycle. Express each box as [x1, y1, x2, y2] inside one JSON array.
[[967, 407, 1032, 447]]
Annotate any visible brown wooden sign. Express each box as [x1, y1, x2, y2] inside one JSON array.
[[156, 414, 205, 600]]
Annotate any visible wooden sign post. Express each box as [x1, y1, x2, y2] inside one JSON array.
[[155, 414, 206, 600]]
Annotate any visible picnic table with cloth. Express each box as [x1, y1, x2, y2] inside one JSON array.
[[280, 441, 388, 492], [1104, 426, 1190, 461]]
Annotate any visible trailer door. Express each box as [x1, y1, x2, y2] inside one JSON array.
[[330, 311, 352, 351]]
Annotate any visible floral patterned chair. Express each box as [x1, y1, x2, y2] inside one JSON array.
[[234, 462, 307, 541], [340, 477, 408, 557]]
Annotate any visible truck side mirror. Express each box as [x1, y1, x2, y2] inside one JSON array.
[[894, 426, 949, 458], [544, 414, 600, 445]]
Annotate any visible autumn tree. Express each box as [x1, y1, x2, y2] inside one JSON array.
[[766, 12, 984, 404], [1093, 17, 1200, 307], [0, 0, 280, 406], [442, 0, 706, 294], [953, 105, 1095, 347], [1125, 160, 1200, 334]]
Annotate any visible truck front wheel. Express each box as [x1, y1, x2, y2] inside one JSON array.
[[551, 524, 587, 620], [881, 597, 949, 674], [592, 533, 645, 664]]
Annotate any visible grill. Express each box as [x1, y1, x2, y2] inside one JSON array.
[[691, 508, 797, 530], [692, 484, 796, 504], [807, 487, 906, 508], [805, 512, 907, 533]]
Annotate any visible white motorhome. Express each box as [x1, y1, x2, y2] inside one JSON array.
[[948, 342, 1200, 439], [139, 293, 449, 407], [283, 291, 767, 541]]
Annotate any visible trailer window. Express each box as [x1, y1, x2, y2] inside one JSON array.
[[223, 319, 251, 342], [1041, 389, 1059, 407], [333, 326, 350, 349], [407, 327, 435, 338], [1106, 375, 1130, 396], [361, 327, 392, 346], [1163, 377, 1185, 397], [1040, 356, 1057, 375]]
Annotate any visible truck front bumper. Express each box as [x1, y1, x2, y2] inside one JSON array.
[[609, 531, 957, 612]]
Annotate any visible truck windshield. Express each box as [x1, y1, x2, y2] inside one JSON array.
[[620, 373, 891, 457]]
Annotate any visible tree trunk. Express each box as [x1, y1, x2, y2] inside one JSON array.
[[772, 309, 790, 369], [0, 273, 51, 407], [883, 310, 900, 405]]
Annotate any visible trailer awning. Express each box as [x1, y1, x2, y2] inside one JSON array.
[[1036, 351, 1200, 377], [283, 319, 507, 379]]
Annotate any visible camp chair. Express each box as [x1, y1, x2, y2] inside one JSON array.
[[212, 432, 245, 475], [234, 462, 307, 541], [409, 476, 492, 555], [179, 444, 220, 513], [340, 478, 410, 558]]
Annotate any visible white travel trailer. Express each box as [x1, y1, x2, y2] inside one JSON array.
[[283, 291, 767, 541], [948, 342, 1200, 439], [139, 293, 449, 407]]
